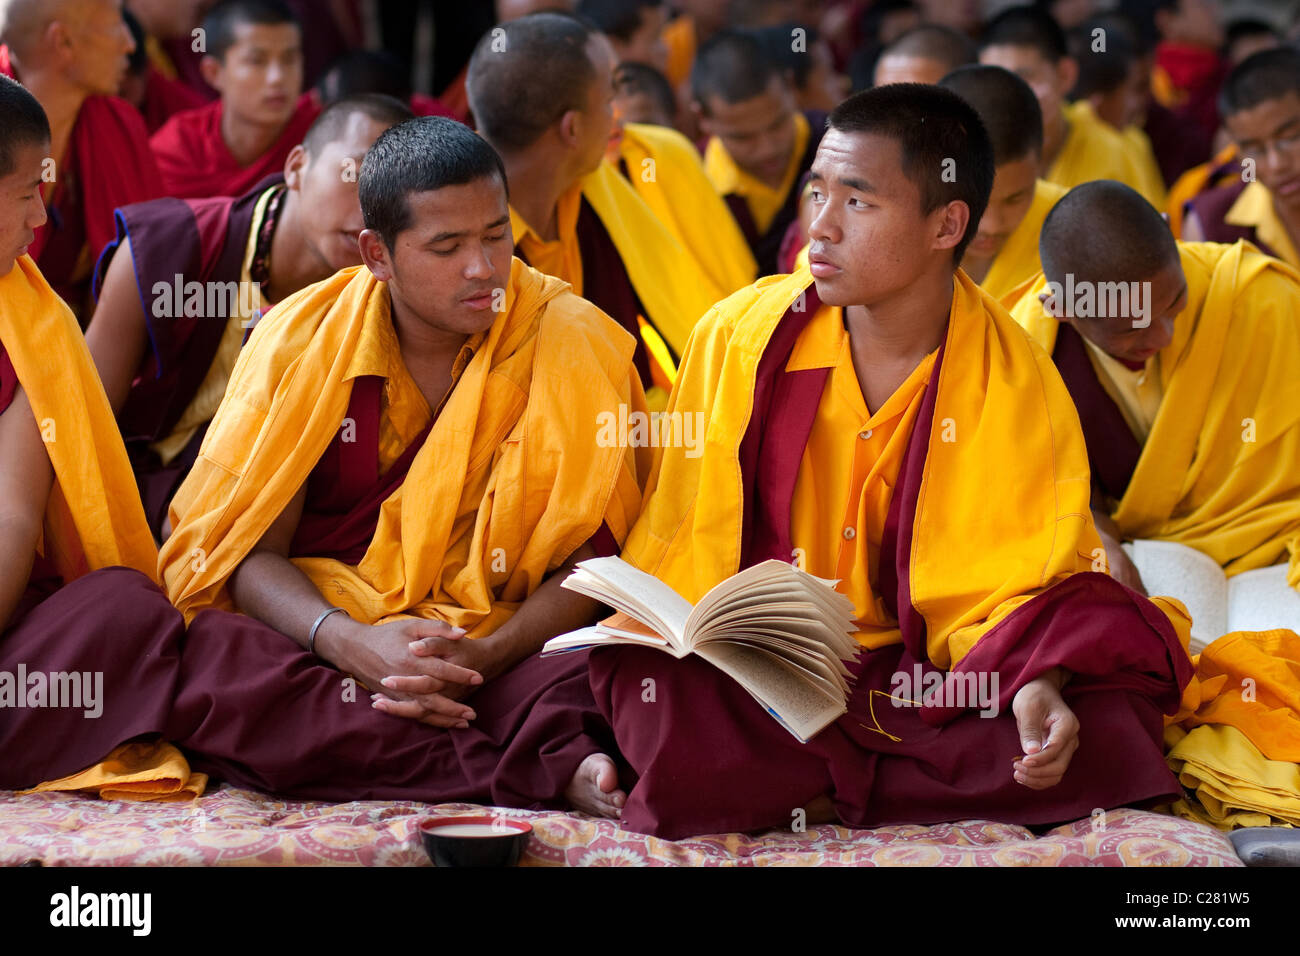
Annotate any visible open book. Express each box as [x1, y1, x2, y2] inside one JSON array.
[[544, 557, 860, 742], [1123, 539, 1300, 654]]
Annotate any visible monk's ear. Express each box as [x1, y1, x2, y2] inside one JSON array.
[[358, 229, 392, 281], [931, 200, 969, 254], [45, 20, 74, 65], [1056, 57, 1079, 98], [199, 55, 224, 94], [283, 144, 308, 189], [557, 109, 582, 148]]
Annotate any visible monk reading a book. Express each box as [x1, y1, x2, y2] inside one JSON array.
[[87, 93, 413, 539], [156, 117, 646, 814], [150, 0, 320, 200], [587, 84, 1196, 840], [1006, 181, 1300, 600]]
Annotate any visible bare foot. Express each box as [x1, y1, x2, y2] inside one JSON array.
[[565, 753, 627, 818]]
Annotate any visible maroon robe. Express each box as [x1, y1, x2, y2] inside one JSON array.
[[1, 46, 163, 320], [0, 567, 187, 790], [1186, 181, 1282, 260], [0, 342, 184, 789], [588, 286, 1193, 839], [160, 377, 619, 806], [1049, 323, 1144, 503], [92, 178, 280, 536]]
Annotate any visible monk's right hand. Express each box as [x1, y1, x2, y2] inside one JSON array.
[[329, 618, 484, 728]]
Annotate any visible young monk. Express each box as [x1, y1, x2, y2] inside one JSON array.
[[589, 84, 1194, 840], [1181, 48, 1300, 270], [575, 0, 669, 73], [1066, 15, 1167, 207], [871, 23, 976, 87], [0, 75, 191, 797], [85, 94, 413, 539], [938, 65, 1066, 302], [150, 0, 320, 200], [1007, 181, 1300, 595], [155, 117, 645, 813], [751, 22, 849, 114], [0, 0, 161, 319], [979, 5, 1151, 199], [612, 59, 676, 127], [467, 12, 724, 406], [692, 28, 825, 277]]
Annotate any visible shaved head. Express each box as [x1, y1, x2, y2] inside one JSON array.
[[1039, 181, 1177, 287], [691, 28, 780, 112], [495, 0, 573, 21], [0, 0, 134, 96], [939, 65, 1042, 164], [467, 12, 598, 152], [0, 0, 77, 54], [882, 24, 976, 69], [302, 93, 414, 157]]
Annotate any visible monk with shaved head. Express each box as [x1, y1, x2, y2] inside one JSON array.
[[692, 28, 825, 276], [873, 24, 976, 86], [150, 0, 320, 200], [1008, 181, 1300, 600], [468, 12, 725, 407], [86, 94, 414, 539], [0, 0, 162, 319], [979, 5, 1153, 202], [938, 64, 1065, 301]]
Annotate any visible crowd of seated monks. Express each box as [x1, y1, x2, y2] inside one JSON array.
[[1, 0, 1299, 840]]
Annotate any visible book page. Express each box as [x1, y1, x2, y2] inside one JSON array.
[[696, 642, 845, 743], [1226, 564, 1300, 636], [560, 557, 694, 645], [687, 560, 796, 630], [1124, 539, 1227, 651], [542, 625, 607, 655], [708, 634, 845, 695]]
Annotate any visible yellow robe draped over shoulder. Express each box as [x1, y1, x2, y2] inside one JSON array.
[[0, 255, 155, 581], [620, 265, 1178, 669], [1, 255, 202, 801], [510, 159, 724, 361], [618, 122, 757, 296], [1122, 124, 1169, 209], [984, 178, 1066, 305], [160, 258, 649, 631], [703, 111, 811, 237], [1048, 101, 1157, 202], [1006, 240, 1300, 582]]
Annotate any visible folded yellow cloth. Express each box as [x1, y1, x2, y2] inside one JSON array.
[[20, 741, 207, 802], [1166, 724, 1300, 829]]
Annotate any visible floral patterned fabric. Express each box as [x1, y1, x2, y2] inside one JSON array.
[[0, 785, 1241, 866]]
